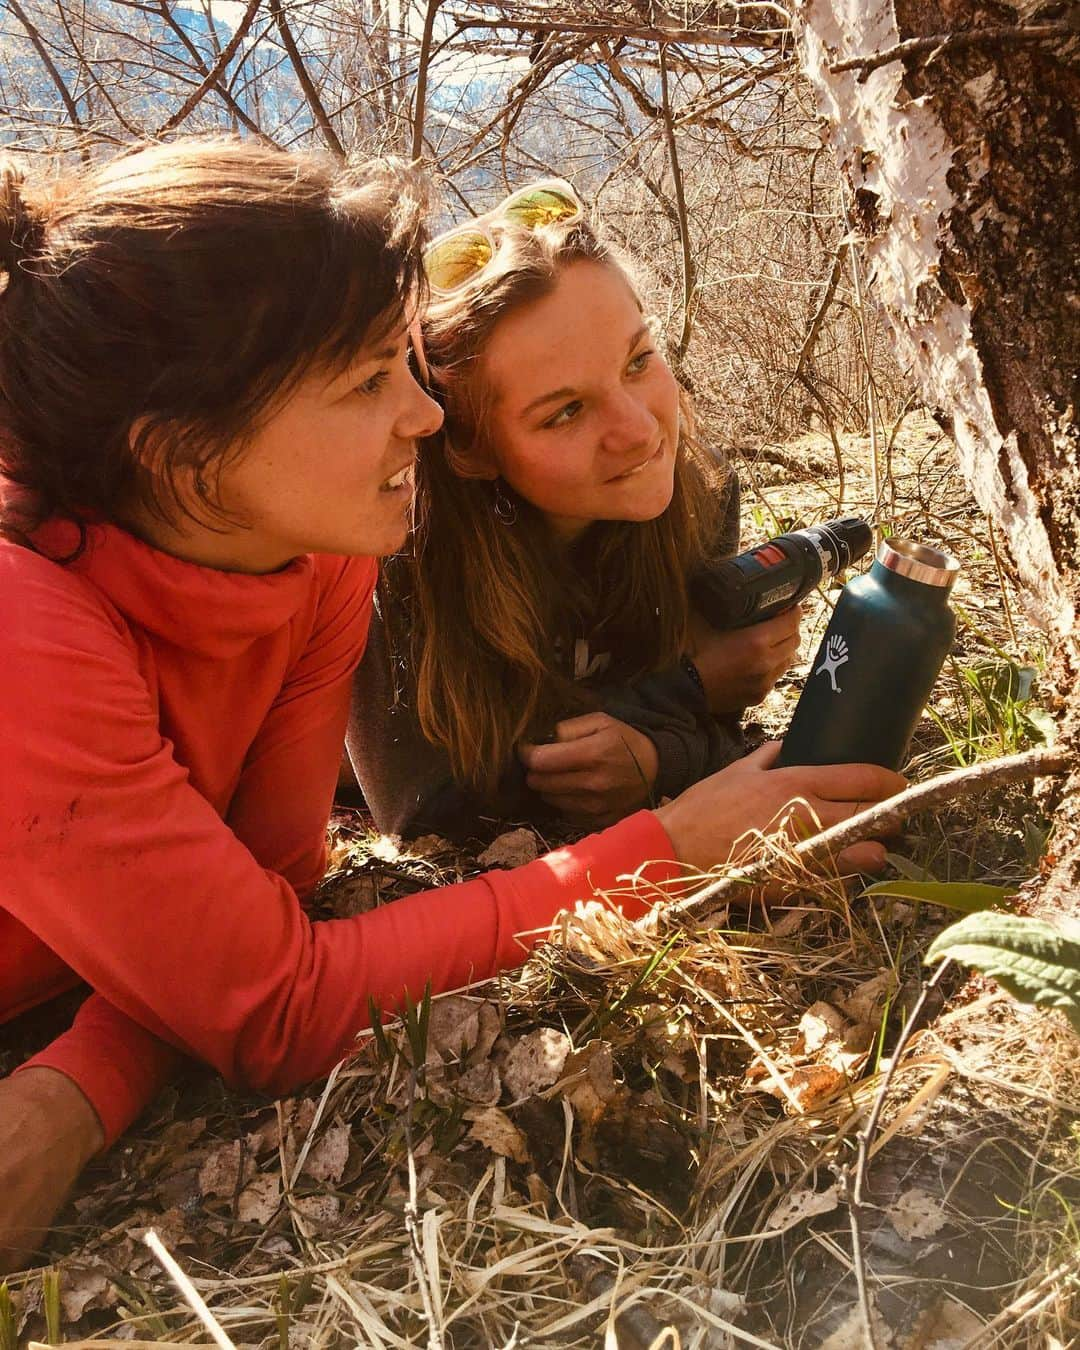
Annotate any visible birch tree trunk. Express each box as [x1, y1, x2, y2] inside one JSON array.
[[795, 0, 1079, 896]]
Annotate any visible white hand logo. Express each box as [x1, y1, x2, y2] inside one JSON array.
[[815, 634, 849, 693]]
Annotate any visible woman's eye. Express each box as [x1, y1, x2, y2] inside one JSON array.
[[627, 350, 654, 375], [356, 370, 389, 396], [545, 400, 583, 428]]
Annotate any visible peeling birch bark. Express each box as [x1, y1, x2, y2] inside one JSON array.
[[795, 0, 1079, 649]]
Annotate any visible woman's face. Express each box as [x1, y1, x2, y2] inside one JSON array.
[[477, 260, 681, 542], [134, 330, 443, 573]]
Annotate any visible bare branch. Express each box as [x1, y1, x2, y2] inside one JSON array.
[[657, 45, 697, 364], [269, 0, 344, 156], [6, 0, 90, 160], [411, 0, 442, 161], [155, 0, 262, 135], [663, 745, 1074, 926], [830, 20, 1079, 80]]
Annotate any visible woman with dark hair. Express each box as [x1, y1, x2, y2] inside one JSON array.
[[349, 182, 803, 837], [0, 146, 901, 1270]]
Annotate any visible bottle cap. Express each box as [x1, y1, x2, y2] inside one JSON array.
[[877, 538, 960, 589]]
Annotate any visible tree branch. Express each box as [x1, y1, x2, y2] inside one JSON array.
[[269, 0, 344, 157], [829, 21, 1078, 80], [446, 15, 786, 49], [657, 44, 697, 365], [7, 0, 90, 161], [411, 0, 442, 161], [662, 745, 1073, 926], [155, 0, 262, 135]]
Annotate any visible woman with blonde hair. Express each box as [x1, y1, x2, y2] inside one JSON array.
[[349, 181, 803, 836]]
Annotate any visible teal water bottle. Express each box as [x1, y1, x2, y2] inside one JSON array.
[[777, 539, 960, 770]]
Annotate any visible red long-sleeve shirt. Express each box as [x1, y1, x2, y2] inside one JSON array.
[[0, 518, 679, 1146]]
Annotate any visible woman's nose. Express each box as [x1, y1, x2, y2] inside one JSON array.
[[402, 378, 444, 440], [598, 389, 656, 456]]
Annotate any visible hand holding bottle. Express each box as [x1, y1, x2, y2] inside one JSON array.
[[654, 742, 906, 874]]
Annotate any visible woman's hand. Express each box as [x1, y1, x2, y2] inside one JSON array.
[[654, 741, 906, 874], [0, 1068, 103, 1274], [687, 605, 803, 715], [519, 712, 660, 825]]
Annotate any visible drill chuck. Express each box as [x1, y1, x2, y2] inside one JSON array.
[[690, 516, 872, 630]]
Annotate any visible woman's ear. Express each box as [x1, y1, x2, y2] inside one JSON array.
[[445, 435, 500, 481]]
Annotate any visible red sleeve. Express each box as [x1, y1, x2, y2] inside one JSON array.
[[2, 561, 681, 1113], [226, 555, 376, 897], [19, 995, 182, 1147]]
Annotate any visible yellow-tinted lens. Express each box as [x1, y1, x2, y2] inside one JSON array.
[[502, 187, 580, 229], [424, 230, 494, 293]]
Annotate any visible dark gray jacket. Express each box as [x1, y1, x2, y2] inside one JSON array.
[[347, 476, 744, 838]]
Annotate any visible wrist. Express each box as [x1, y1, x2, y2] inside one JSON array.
[[14, 1067, 105, 1164]]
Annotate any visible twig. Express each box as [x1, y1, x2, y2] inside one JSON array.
[[445, 16, 787, 50], [156, 0, 261, 134], [144, 1229, 237, 1350], [842, 959, 953, 1350], [663, 745, 1072, 926], [829, 22, 1078, 80], [657, 44, 697, 364]]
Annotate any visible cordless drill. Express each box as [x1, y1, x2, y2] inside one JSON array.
[[690, 517, 873, 630]]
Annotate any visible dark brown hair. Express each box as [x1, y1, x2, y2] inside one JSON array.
[[402, 218, 730, 795], [0, 136, 425, 543]]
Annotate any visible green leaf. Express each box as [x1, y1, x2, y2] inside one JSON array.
[[882, 852, 938, 882], [926, 913, 1080, 1033], [863, 880, 1017, 913]]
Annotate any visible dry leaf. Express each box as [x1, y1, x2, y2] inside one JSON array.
[[887, 1186, 949, 1241], [794, 1002, 850, 1057], [238, 1172, 282, 1225], [197, 1140, 254, 1200], [59, 1264, 114, 1321], [767, 1063, 848, 1114], [472, 1001, 502, 1062], [408, 834, 454, 858], [839, 971, 892, 1025], [456, 1060, 502, 1105], [426, 995, 481, 1063], [817, 1299, 894, 1349], [301, 1118, 351, 1184], [767, 1183, 840, 1233], [467, 1106, 530, 1163], [501, 1027, 571, 1100], [917, 1296, 985, 1346], [561, 1040, 617, 1125], [330, 873, 379, 917], [293, 1194, 342, 1228], [478, 828, 540, 868], [769, 906, 813, 937]]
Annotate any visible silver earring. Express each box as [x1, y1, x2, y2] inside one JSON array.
[[493, 479, 518, 525]]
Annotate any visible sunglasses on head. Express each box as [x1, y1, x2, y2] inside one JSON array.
[[422, 178, 584, 298]]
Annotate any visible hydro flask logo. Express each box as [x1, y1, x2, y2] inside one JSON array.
[[815, 634, 849, 693]]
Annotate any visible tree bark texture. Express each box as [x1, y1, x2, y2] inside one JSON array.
[[796, 0, 1079, 886], [784, 4, 1079, 1336]]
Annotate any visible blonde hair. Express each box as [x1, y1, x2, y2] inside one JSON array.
[[396, 218, 730, 795]]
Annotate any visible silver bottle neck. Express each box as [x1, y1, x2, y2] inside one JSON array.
[[876, 538, 960, 590]]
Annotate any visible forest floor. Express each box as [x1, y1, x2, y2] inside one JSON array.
[[5, 414, 1079, 1349]]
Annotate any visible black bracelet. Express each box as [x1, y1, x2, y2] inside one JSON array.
[[680, 653, 707, 699]]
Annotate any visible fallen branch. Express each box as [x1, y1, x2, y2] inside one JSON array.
[[662, 744, 1072, 926]]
